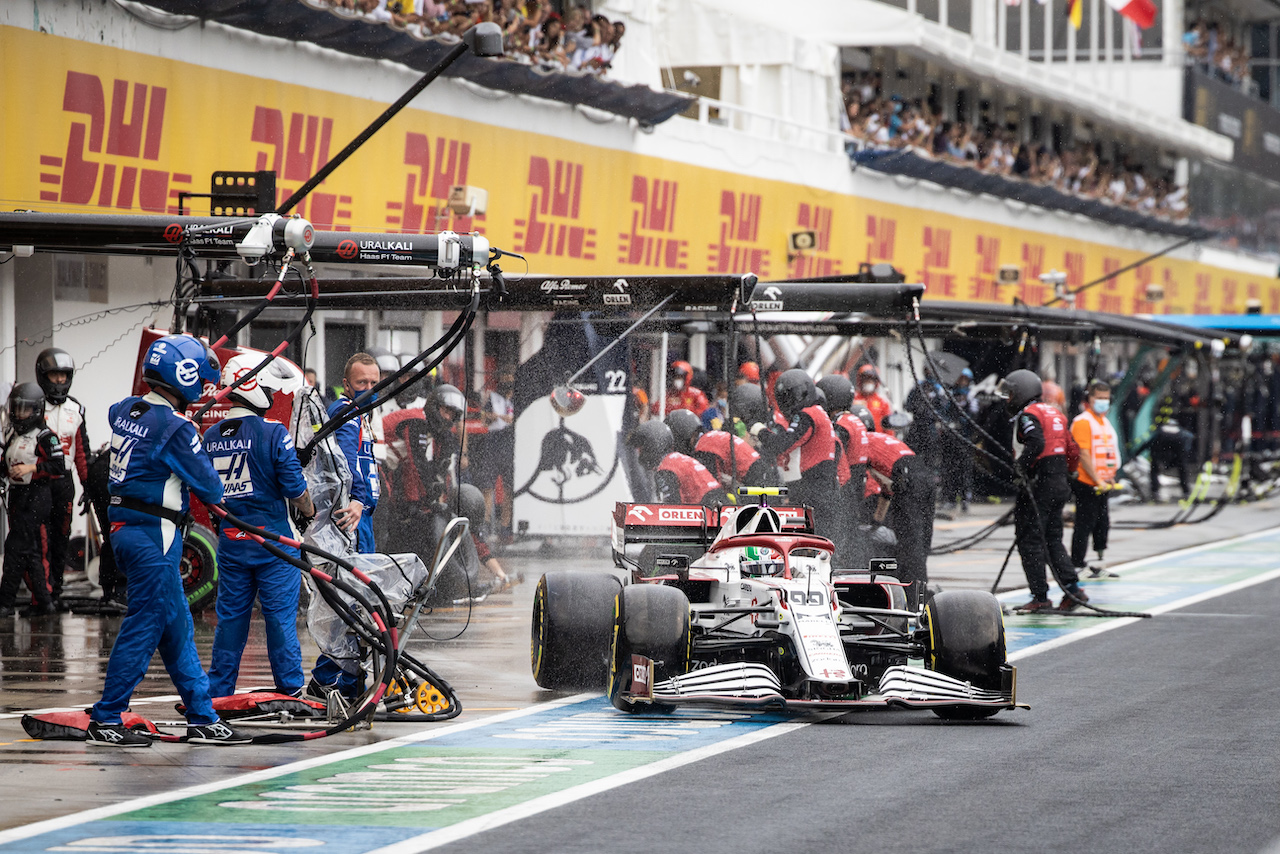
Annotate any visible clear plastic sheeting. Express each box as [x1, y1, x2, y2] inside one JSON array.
[[289, 387, 434, 678]]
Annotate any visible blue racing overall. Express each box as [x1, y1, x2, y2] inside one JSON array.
[[91, 392, 224, 726], [204, 409, 309, 697]]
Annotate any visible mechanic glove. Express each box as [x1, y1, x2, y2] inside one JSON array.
[[749, 422, 767, 438]]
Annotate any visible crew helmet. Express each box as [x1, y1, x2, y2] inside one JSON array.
[[629, 420, 674, 469], [665, 408, 703, 454], [7, 382, 47, 434], [773, 369, 817, 418], [35, 348, 75, 404], [996, 369, 1043, 412], [850, 404, 876, 433], [815, 374, 853, 414], [220, 352, 304, 414], [143, 335, 220, 406], [729, 383, 768, 427], [427, 383, 466, 430]]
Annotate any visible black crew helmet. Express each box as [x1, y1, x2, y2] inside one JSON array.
[[850, 403, 875, 433], [815, 374, 853, 415], [665, 409, 703, 454], [729, 383, 768, 426], [996, 369, 1043, 412], [36, 348, 75, 404], [629, 420, 674, 469], [7, 382, 47, 434], [773, 369, 817, 418]]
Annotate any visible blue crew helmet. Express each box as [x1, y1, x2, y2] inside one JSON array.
[[143, 334, 221, 406]]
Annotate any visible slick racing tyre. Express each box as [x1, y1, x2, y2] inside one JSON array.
[[608, 584, 691, 714], [531, 571, 622, 690], [923, 589, 1007, 720], [181, 524, 219, 613]]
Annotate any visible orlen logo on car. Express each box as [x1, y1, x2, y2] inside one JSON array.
[[336, 239, 359, 259], [658, 508, 703, 522], [626, 506, 654, 522]]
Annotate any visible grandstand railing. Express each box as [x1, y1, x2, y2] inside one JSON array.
[[672, 94, 853, 156]]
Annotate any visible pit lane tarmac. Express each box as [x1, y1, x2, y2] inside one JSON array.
[[1, 497, 1279, 853]]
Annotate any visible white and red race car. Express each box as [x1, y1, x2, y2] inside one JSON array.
[[531, 499, 1023, 720]]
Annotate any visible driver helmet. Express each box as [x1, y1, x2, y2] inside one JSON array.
[[740, 545, 784, 577]]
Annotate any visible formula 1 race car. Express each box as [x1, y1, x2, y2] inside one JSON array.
[[531, 497, 1023, 720]]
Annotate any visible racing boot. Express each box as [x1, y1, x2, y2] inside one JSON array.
[[186, 719, 253, 745], [1016, 597, 1055, 612], [1087, 553, 1119, 578], [85, 721, 153, 748], [1058, 585, 1090, 611]]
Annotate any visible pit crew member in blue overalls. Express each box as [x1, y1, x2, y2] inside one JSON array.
[[311, 352, 381, 700], [204, 353, 314, 699], [329, 353, 380, 552], [86, 334, 250, 747]]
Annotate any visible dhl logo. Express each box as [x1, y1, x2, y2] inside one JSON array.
[[919, 226, 956, 297], [1098, 258, 1124, 314], [970, 235, 1000, 301], [788, 203, 840, 279], [1020, 243, 1047, 305], [708, 190, 769, 276], [865, 215, 895, 262], [514, 157, 597, 259], [250, 107, 351, 229], [387, 133, 482, 235], [618, 176, 687, 269], [41, 70, 190, 213]]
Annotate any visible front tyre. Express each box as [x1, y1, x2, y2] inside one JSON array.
[[531, 571, 622, 690], [923, 589, 1007, 720], [608, 584, 691, 714]]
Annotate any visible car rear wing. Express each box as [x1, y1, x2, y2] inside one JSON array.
[[611, 502, 814, 556]]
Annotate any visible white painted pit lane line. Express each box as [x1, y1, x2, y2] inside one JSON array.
[[363, 718, 814, 854], [1009, 524, 1280, 662], [0, 693, 595, 846]]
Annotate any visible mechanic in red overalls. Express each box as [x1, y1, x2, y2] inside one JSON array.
[[650, 360, 710, 418], [818, 375, 869, 568], [998, 369, 1088, 612], [863, 413, 935, 608], [753, 369, 838, 540], [667, 407, 771, 490], [629, 421, 726, 506]]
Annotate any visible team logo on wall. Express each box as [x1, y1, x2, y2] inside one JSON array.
[[513, 393, 633, 536], [514, 413, 617, 504]]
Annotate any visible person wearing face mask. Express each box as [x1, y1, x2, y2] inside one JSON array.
[[700, 382, 730, 431], [852, 364, 894, 434], [651, 360, 710, 418], [1070, 380, 1121, 579], [328, 353, 381, 553]]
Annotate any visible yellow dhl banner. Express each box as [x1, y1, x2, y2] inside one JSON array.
[[1, 25, 1275, 316]]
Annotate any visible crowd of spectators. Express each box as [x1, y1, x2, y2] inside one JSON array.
[[301, 0, 624, 75], [1183, 21, 1257, 96], [841, 72, 1190, 221]]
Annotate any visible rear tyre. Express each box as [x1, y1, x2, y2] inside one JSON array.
[[181, 524, 219, 613], [531, 571, 622, 690], [923, 589, 1006, 720], [608, 584, 691, 713]]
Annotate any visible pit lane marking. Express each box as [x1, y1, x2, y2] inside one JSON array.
[[0, 694, 594, 848], [1008, 524, 1280, 662]]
